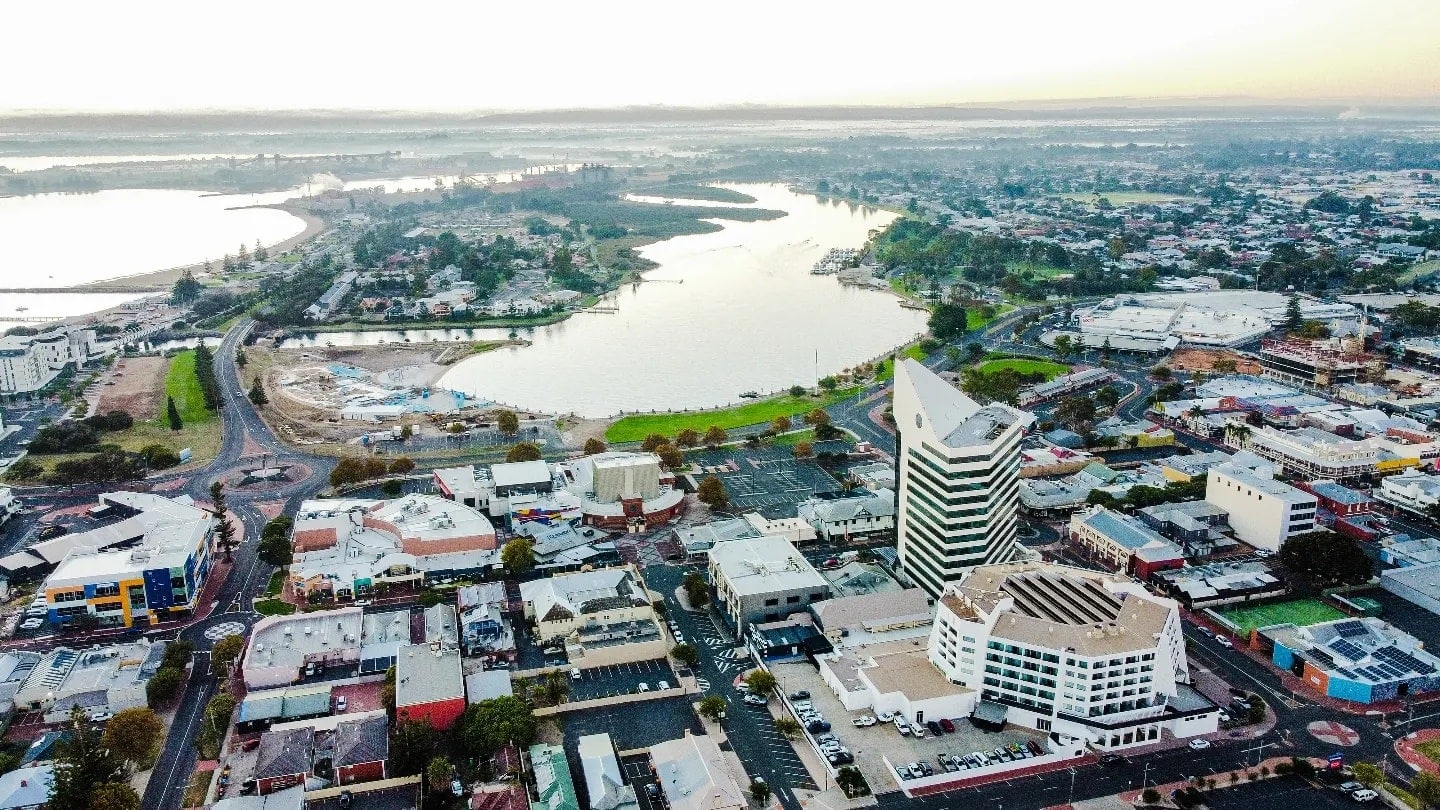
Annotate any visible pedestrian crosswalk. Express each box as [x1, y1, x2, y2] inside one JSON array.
[[694, 677, 711, 692]]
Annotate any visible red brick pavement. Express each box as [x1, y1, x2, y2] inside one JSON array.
[[907, 754, 1097, 797], [1395, 728, 1440, 775]]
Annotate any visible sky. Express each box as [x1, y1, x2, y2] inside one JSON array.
[[4, 0, 1438, 112]]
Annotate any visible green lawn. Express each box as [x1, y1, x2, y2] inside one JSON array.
[[164, 350, 214, 425], [969, 303, 1014, 330], [254, 598, 297, 616], [264, 571, 285, 598], [974, 358, 1070, 380], [1217, 598, 1346, 635], [1415, 740, 1440, 767], [606, 387, 861, 443], [876, 344, 928, 382], [1398, 259, 1440, 284]]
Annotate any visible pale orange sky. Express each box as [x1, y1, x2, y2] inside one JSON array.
[[3, 0, 1437, 111]]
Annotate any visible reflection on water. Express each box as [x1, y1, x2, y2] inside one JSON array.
[[437, 184, 927, 418], [277, 327, 515, 348]]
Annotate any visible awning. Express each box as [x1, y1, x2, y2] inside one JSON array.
[[973, 701, 1009, 725]]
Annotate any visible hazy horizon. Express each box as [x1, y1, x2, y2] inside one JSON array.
[[5, 0, 1437, 114]]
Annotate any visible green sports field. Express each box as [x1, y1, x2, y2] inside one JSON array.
[[1216, 598, 1346, 635]]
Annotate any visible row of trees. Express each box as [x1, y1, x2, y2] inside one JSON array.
[[192, 344, 223, 413], [329, 455, 416, 488]]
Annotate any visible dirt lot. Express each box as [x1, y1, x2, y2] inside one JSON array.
[[1168, 348, 1260, 375], [97, 355, 167, 419]]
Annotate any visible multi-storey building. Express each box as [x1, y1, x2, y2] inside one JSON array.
[[928, 562, 1216, 750], [1204, 460, 1317, 551], [40, 492, 215, 628], [1258, 338, 1367, 389], [893, 359, 1034, 596], [0, 326, 102, 394], [1230, 424, 1380, 482], [708, 536, 829, 632]]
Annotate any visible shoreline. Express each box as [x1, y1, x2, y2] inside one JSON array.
[[88, 204, 329, 291]]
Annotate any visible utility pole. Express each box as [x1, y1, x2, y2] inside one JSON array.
[[1068, 767, 1077, 806], [1142, 761, 1153, 790], [1242, 740, 1276, 769]]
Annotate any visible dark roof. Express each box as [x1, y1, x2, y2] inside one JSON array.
[[471, 784, 528, 810], [334, 716, 389, 767], [256, 727, 314, 779]]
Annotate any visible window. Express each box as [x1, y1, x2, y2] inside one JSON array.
[[54, 591, 84, 604], [809, 592, 825, 601], [170, 576, 186, 589], [93, 584, 120, 598], [786, 595, 800, 604], [128, 586, 147, 610], [764, 598, 779, 607]]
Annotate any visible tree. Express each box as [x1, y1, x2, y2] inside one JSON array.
[[210, 480, 236, 562], [145, 667, 182, 708], [6, 458, 42, 480], [426, 756, 456, 795], [1212, 356, 1238, 374], [501, 537, 535, 574], [928, 297, 968, 341], [770, 416, 792, 433], [1279, 531, 1373, 588], [166, 396, 183, 431], [703, 425, 727, 448], [803, 408, 830, 426], [1352, 763, 1383, 788], [698, 695, 727, 722], [682, 572, 709, 608], [388, 457, 415, 474], [1284, 294, 1304, 333], [818, 376, 839, 391], [88, 783, 141, 810], [696, 476, 729, 511], [675, 428, 701, 448], [235, 349, 247, 368], [792, 441, 814, 458], [654, 443, 685, 470], [836, 766, 869, 798], [505, 442, 542, 462], [1055, 396, 1097, 431], [743, 669, 777, 696], [1141, 789, 1161, 805], [101, 708, 164, 771], [248, 378, 268, 406], [162, 639, 195, 670], [584, 437, 607, 455], [258, 515, 294, 567], [381, 479, 403, 497], [50, 707, 120, 807], [671, 643, 699, 668], [1410, 771, 1440, 809], [1052, 334, 1074, 360], [1150, 364, 1172, 380], [641, 433, 669, 452], [457, 696, 538, 758], [774, 715, 801, 739], [390, 720, 436, 776], [788, 385, 807, 397], [750, 780, 771, 804], [171, 270, 203, 304], [495, 410, 520, 434], [211, 634, 245, 674]]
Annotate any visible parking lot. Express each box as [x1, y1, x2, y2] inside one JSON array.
[[686, 447, 846, 518], [561, 695, 703, 752], [734, 698, 820, 791], [770, 661, 1045, 793], [567, 658, 676, 701]]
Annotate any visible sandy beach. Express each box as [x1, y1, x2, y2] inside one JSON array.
[[89, 204, 329, 291]]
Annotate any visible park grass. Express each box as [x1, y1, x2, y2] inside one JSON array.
[[182, 771, 212, 808], [876, 344, 928, 382], [164, 350, 214, 425], [1398, 259, 1440, 284], [1414, 740, 1440, 767], [1216, 598, 1346, 635], [605, 386, 861, 444], [254, 598, 296, 616], [264, 571, 285, 598], [975, 358, 1070, 380], [968, 303, 1014, 330]]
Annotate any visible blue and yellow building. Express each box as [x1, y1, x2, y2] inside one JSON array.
[[41, 492, 215, 628]]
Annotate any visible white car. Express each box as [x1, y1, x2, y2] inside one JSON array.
[[851, 716, 877, 727], [1254, 549, 1274, 558], [1215, 636, 1233, 648], [1188, 738, 1211, 750], [657, 680, 670, 690], [1351, 789, 1379, 803], [87, 710, 113, 723], [18, 619, 42, 631], [637, 682, 650, 693], [876, 711, 895, 722]]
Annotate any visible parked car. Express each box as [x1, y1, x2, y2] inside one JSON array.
[[1338, 783, 1364, 793], [993, 747, 1012, 762], [1188, 739, 1212, 750], [925, 720, 943, 736], [743, 694, 767, 706], [910, 724, 926, 738], [851, 716, 876, 727], [1195, 627, 1214, 639], [1099, 753, 1126, 767], [19, 619, 42, 631], [1255, 549, 1274, 558], [827, 751, 853, 765], [36, 524, 67, 540], [939, 718, 956, 733], [916, 762, 933, 777], [571, 668, 582, 680], [791, 690, 811, 700], [896, 722, 911, 736], [334, 696, 347, 712], [895, 765, 912, 780], [451, 779, 465, 797], [637, 682, 650, 692], [1218, 710, 1231, 723], [1351, 789, 1379, 803], [657, 680, 670, 690], [1026, 740, 1044, 756], [807, 720, 831, 733], [87, 710, 113, 723], [876, 711, 895, 722]]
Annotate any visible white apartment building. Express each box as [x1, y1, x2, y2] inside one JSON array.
[[708, 536, 829, 632], [1204, 460, 1317, 552], [1232, 425, 1379, 482], [1376, 468, 1440, 515], [0, 326, 101, 394], [928, 562, 1216, 751], [893, 359, 1035, 596]]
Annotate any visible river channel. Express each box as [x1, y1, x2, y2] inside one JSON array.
[[433, 183, 926, 418]]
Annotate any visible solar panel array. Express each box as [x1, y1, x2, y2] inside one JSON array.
[[1328, 639, 1368, 662], [1333, 620, 1368, 639], [1375, 646, 1438, 675]]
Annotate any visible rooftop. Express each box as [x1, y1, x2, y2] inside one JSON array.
[[1076, 507, 1181, 552], [0, 765, 52, 810], [45, 492, 212, 587], [1208, 462, 1317, 504], [520, 567, 649, 623], [491, 460, 551, 489], [244, 608, 366, 676], [896, 359, 1034, 450], [708, 536, 828, 597], [395, 644, 463, 708], [650, 732, 745, 810]]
